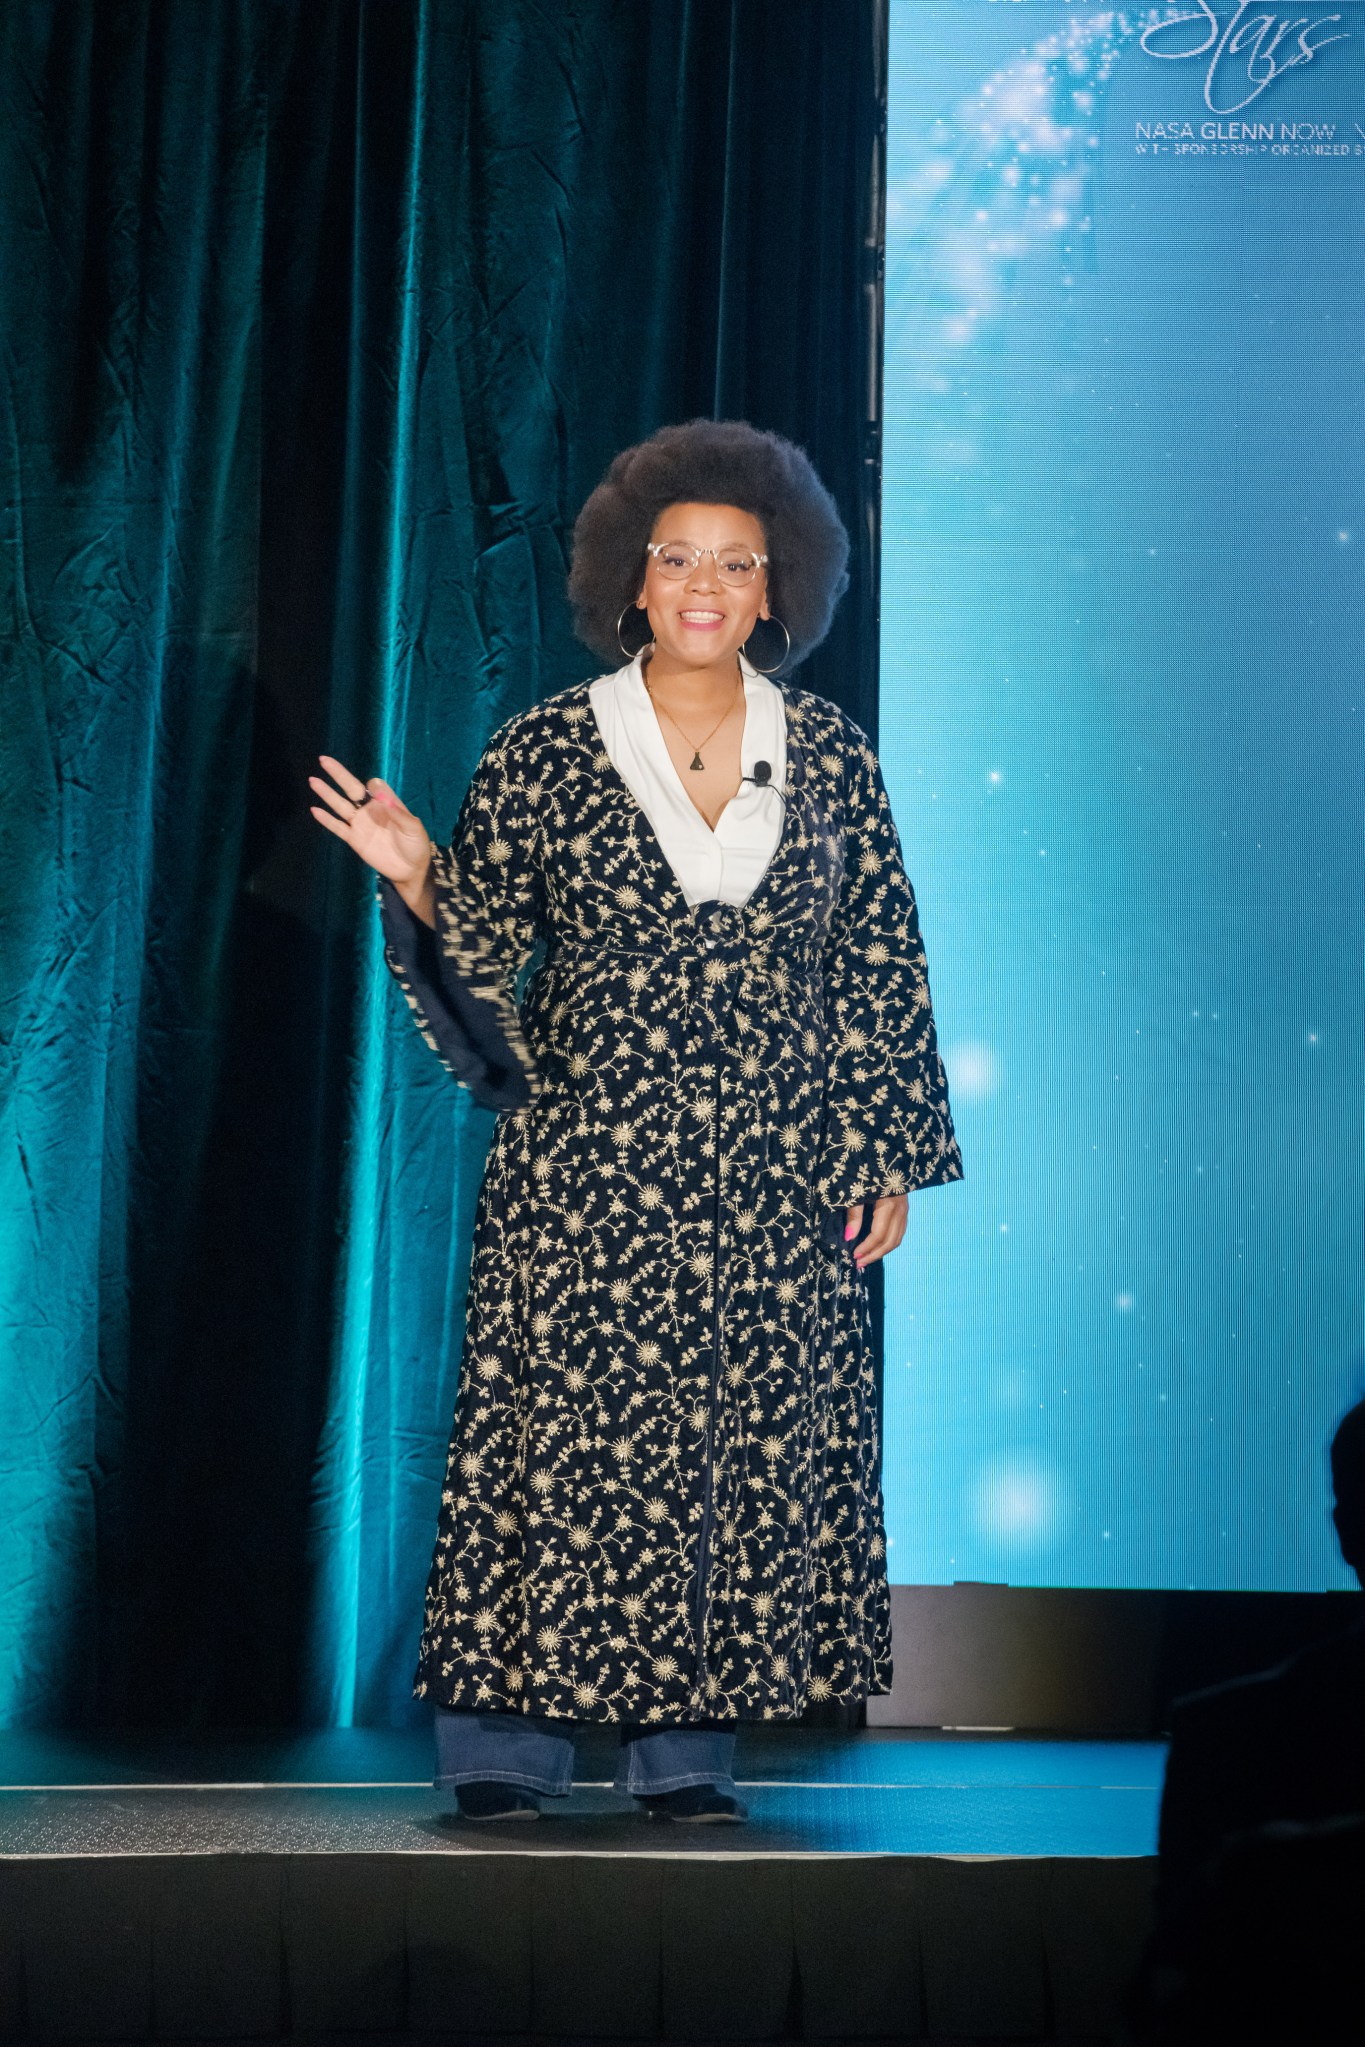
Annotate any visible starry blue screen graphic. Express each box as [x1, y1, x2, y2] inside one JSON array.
[[879, 1, 1364, 1592]]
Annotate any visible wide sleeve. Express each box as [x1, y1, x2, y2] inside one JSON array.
[[373, 731, 545, 1112], [813, 720, 964, 1210]]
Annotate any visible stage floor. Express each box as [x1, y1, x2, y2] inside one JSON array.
[[0, 1730, 1166, 2041], [0, 1726, 1165, 1859]]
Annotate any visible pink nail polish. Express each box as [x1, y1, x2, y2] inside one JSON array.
[[844, 1220, 855, 1240]]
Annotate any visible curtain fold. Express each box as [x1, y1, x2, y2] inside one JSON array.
[[0, 0, 885, 1727]]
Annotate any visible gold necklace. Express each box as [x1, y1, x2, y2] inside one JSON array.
[[644, 665, 743, 772]]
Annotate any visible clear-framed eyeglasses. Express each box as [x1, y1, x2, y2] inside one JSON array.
[[645, 540, 768, 586]]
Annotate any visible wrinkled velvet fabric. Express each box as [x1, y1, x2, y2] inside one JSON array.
[[0, 0, 886, 1725]]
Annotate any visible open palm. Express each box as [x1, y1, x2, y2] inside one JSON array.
[[307, 755, 432, 888]]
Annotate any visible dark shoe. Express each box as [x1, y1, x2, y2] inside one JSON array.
[[454, 1780, 541, 1820], [638, 1783, 748, 1824]]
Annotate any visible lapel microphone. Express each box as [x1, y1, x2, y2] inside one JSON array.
[[742, 759, 790, 805]]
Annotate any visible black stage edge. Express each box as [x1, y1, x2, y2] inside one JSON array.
[[871, 1585, 1363, 1733], [0, 1727, 1160, 2046]]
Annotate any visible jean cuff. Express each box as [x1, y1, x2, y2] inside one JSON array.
[[614, 1728, 738, 1797], [613, 1762, 738, 1797], [432, 1705, 574, 1798], [435, 1764, 571, 1797]]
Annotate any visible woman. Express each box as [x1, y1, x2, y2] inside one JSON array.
[[308, 418, 963, 1823]]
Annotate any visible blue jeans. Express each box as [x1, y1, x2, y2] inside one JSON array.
[[434, 1704, 738, 1798]]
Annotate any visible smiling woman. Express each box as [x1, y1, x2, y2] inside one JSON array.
[[632, 500, 774, 827], [307, 417, 963, 1823], [570, 416, 850, 673]]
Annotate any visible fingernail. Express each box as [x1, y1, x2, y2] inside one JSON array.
[[844, 1220, 856, 1240]]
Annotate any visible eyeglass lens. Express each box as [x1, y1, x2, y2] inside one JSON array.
[[653, 543, 760, 585]]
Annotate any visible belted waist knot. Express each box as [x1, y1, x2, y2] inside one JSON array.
[[547, 906, 821, 970]]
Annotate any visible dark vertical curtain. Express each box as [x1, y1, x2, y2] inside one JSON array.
[[0, 0, 886, 1728]]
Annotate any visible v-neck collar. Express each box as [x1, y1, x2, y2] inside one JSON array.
[[583, 665, 802, 932], [626, 651, 767, 841]]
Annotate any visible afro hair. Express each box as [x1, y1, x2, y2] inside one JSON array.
[[568, 418, 850, 675]]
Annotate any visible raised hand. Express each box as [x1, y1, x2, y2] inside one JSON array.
[[307, 755, 432, 891]]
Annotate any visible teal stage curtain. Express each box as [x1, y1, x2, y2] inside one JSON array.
[[0, 0, 885, 1726]]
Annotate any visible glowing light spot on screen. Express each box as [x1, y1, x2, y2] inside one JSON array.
[[1114, 1293, 1135, 1313], [1337, 530, 1351, 545], [976, 1458, 1061, 1549], [943, 1041, 998, 1101]]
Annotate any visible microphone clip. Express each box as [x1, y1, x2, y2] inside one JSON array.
[[742, 759, 787, 805]]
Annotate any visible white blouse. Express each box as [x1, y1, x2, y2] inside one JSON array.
[[588, 651, 787, 909]]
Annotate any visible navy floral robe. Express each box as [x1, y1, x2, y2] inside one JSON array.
[[376, 673, 963, 1723]]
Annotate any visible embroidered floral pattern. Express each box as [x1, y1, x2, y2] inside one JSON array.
[[376, 673, 962, 1722]]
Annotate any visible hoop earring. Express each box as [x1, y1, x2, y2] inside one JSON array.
[[741, 614, 791, 676], [617, 602, 655, 663]]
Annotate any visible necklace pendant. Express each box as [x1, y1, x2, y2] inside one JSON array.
[[689, 752, 705, 771]]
